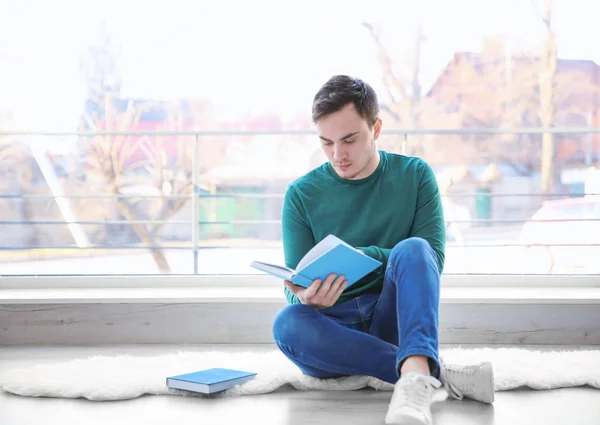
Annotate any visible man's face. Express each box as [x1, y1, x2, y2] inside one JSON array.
[[315, 103, 382, 180]]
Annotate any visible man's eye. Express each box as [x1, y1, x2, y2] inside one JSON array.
[[345, 140, 355, 144]]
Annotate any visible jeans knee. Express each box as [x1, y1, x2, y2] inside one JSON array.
[[272, 303, 315, 346], [390, 237, 431, 263]]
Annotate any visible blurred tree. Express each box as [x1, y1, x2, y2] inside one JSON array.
[[361, 21, 463, 162], [79, 24, 195, 273], [484, 0, 598, 190], [361, 22, 423, 133], [0, 30, 40, 248], [536, 0, 558, 193], [80, 20, 122, 114], [426, 13, 599, 182], [361, 21, 469, 243], [483, 0, 560, 189]]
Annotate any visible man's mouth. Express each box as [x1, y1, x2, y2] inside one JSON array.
[[338, 164, 351, 170]]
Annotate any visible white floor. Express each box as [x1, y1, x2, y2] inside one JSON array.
[[1, 345, 600, 425]]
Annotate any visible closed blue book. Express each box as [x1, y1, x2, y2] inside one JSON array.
[[250, 234, 382, 288], [166, 368, 257, 394]]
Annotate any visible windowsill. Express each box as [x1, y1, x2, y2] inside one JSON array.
[[1, 274, 599, 288], [1, 274, 599, 304], [1, 286, 600, 305]]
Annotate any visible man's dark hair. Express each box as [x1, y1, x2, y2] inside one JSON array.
[[311, 75, 379, 128]]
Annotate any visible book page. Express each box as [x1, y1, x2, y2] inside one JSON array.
[[296, 234, 354, 271], [252, 261, 294, 274]]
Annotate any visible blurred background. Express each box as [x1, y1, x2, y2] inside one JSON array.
[[1, 0, 599, 276]]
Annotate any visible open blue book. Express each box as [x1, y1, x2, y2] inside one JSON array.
[[250, 234, 382, 288], [166, 368, 257, 394]]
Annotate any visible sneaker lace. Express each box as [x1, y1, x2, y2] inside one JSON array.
[[442, 367, 474, 401], [400, 375, 442, 408]]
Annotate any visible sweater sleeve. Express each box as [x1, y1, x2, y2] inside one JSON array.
[[355, 245, 392, 273], [358, 160, 446, 275], [408, 160, 446, 274], [281, 184, 315, 304]]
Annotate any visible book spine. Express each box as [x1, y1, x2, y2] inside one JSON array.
[[292, 274, 313, 288]]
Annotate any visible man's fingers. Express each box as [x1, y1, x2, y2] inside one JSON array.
[[315, 273, 337, 296], [310, 273, 334, 299], [324, 274, 345, 298], [302, 278, 322, 302], [284, 280, 303, 296], [305, 274, 336, 306], [335, 279, 348, 298], [291, 274, 348, 307], [323, 275, 347, 305]]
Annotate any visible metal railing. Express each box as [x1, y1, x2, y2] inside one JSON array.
[[1, 128, 599, 274], [3, 127, 600, 135]]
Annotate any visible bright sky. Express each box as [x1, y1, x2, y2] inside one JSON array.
[[1, 0, 599, 129]]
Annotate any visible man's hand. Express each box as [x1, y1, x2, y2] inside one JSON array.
[[284, 273, 348, 309]]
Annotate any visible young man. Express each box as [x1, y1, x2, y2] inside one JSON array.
[[272, 75, 495, 425]]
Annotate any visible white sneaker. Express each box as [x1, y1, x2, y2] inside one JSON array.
[[440, 361, 495, 404], [385, 373, 441, 425]]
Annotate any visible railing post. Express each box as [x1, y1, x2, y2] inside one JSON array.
[[192, 134, 199, 274], [402, 133, 408, 155]]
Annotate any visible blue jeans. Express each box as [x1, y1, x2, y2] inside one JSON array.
[[272, 237, 441, 384]]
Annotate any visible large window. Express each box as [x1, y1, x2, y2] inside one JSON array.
[[1, 0, 599, 281]]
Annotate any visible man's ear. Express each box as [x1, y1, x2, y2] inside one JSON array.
[[373, 118, 383, 140]]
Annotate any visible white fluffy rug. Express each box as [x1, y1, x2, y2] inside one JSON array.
[[0, 347, 599, 401]]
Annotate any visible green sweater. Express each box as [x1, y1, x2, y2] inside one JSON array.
[[281, 150, 446, 305]]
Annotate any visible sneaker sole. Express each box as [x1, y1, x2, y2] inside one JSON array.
[[385, 410, 431, 425], [479, 362, 495, 404]]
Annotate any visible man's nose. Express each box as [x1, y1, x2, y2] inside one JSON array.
[[333, 144, 346, 161]]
